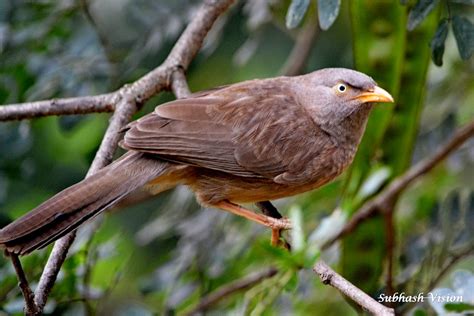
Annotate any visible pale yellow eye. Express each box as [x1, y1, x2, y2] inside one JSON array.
[[336, 83, 347, 93]]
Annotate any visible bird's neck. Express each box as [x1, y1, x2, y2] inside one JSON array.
[[322, 104, 372, 148]]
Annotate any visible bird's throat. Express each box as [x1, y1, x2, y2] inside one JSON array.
[[323, 104, 373, 148]]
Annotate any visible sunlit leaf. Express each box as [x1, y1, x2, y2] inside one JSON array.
[[286, 0, 310, 29], [407, 0, 439, 31], [289, 205, 305, 252], [355, 166, 391, 202], [430, 19, 449, 66], [452, 15, 474, 60], [308, 208, 347, 248], [317, 0, 341, 30]]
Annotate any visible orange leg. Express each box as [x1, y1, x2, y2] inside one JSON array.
[[271, 229, 281, 245], [215, 201, 292, 246]]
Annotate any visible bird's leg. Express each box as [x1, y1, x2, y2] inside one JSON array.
[[256, 201, 290, 249], [215, 201, 292, 238], [255, 201, 282, 218]]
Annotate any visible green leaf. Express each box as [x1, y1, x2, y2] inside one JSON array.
[[284, 271, 299, 292], [407, 0, 439, 31], [286, 0, 310, 29], [412, 309, 428, 316], [452, 15, 474, 60], [444, 302, 474, 312], [430, 19, 449, 66], [317, 0, 341, 30]]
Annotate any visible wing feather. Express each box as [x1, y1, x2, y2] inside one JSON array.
[[122, 79, 332, 184]]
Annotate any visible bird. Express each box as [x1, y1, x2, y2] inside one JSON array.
[[0, 68, 393, 255]]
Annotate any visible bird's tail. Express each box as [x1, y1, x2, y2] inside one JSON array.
[[0, 152, 170, 255]]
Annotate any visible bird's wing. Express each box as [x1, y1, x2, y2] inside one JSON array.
[[122, 79, 334, 184]]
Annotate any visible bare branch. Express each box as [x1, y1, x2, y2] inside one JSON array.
[[126, 0, 235, 103], [0, 0, 233, 121], [27, 0, 235, 311], [170, 68, 192, 98], [323, 119, 474, 248], [10, 254, 40, 315], [34, 232, 76, 309], [280, 20, 319, 76], [313, 260, 394, 316], [184, 267, 278, 315], [0, 94, 115, 121]]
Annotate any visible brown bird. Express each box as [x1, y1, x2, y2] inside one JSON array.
[[0, 68, 393, 255]]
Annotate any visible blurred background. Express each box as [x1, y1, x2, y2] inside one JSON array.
[[0, 0, 473, 315]]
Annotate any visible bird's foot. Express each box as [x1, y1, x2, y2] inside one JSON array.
[[256, 201, 292, 250], [214, 200, 292, 249], [271, 228, 291, 250]]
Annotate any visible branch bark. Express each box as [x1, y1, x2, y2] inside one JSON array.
[[0, 0, 235, 312], [323, 119, 474, 249], [10, 254, 40, 315], [0, 94, 115, 121], [313, 260, 394, 316], [0, 0, 231, 121]]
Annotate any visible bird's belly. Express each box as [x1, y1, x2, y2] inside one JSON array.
[[227, 178, 334, 203], [191, 169, 340, 205], [190, 146, 355, 206]]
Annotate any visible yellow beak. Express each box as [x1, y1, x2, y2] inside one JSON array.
[[354, 86, 394, 103]]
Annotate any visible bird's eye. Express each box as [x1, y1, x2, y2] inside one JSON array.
[[337, 83, 347, 93]]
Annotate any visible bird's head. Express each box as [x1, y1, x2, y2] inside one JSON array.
[[296, 68, 394, 127]]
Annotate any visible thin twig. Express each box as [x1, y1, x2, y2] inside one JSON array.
[[280, 19, 319, 76], [10, 254, 40, 315], [313, 260, 394, 316], [0, 94, 115, 121], [323, 119, 474, 248], [28, 0, 235, 311], [184, 267, 278, 316]]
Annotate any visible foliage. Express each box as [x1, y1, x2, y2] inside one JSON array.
[[0, 0, 473, 315]]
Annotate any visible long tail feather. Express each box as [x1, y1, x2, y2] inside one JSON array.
[[0, 152, 170, 255]]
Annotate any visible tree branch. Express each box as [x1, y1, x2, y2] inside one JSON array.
[[10, 254, 40, 315], [184, 267, 278, 315], [323, 119, 474, 248], [170, 67, 192, 98], [0, 0, 236, 312], [313, 260, 394, 316], [0, 0, 232, 121], [0, 94, 115, 121]]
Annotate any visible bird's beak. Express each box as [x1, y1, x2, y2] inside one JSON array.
[[354, 86, 394, 103]]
